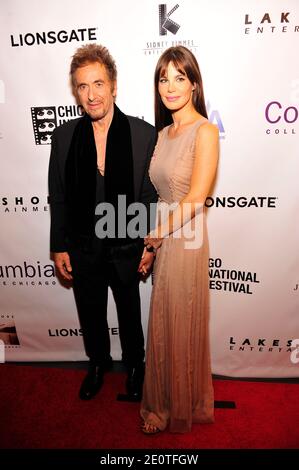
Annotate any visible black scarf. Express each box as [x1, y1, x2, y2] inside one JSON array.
[[65, 104, 134, 242]]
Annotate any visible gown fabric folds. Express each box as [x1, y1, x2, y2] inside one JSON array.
[[140, 119, 214, 433]]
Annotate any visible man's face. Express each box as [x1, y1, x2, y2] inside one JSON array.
[[74, 61, 116, 121]]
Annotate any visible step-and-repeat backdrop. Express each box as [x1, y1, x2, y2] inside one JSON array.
[[0, 0, 298, 377]]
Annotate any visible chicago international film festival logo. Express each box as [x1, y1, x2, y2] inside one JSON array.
[[159, 4, 180, 35], [31, 107, 57, 145], [31, 104, 83, 145], [0, 315, 20, 349]]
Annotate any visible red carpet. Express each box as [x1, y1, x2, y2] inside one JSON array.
[[0, 364, 299, 449]]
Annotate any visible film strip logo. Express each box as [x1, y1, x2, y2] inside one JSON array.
[[31, 106, 57, 145], [0, 315, 20, 352], [159, 4, 180, 35]]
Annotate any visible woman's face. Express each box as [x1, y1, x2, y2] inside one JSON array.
[[158, 61, 195, 112]]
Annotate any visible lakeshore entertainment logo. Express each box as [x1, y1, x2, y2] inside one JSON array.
[[244, 11, 299, 35], [209, 258, 260, 295], [31, 105, 83, 145], [1, 194, 49, 214], [0, 260, 56, 287], [144, 3, 197, 56], [10, 27, 98, 47], [229, 336, 293, 354], [0, 314, 20, 349], [205, 195, 277, 209], [265, 101, 297, 136]]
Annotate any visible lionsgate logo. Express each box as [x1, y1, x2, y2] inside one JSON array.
[[1, 194, 49, 214], [229, 336, 293, 354], [244, 11, 299, 35], [265, 101, 297, 136], [10, 27, 98, 47], [31, 105, 83, 145], [144, 3, 197, 56], [0, 260, 56, 287], [205, 196, 277, 209], [209, 258, 260, 295], [48, 327, 83, 338], [48, 326, 119, 338]]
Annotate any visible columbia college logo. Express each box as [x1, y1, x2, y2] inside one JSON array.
[[31, 107, 57, 145], [159, 4, 180, 35]]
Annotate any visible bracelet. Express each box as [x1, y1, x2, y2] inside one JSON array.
[[146, 245, 154, 252]]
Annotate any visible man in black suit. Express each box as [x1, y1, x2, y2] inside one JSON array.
[[48, 44, 157, 400]]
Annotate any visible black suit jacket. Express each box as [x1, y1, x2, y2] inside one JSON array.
[[48, 111, 157, 271]]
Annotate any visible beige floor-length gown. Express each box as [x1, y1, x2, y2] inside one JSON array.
[[140, 119, 214, 433]]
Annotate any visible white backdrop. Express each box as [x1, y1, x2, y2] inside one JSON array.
[[0, 0, 298, 377]]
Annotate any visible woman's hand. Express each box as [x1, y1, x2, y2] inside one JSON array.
[[138, 247, 155, 277], [144, 235, 163, 252]]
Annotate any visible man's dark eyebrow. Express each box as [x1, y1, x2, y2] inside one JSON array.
[[77, 79, 104, 87]]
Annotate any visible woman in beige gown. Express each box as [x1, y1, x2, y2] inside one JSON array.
[[140, 46, 219, 434]]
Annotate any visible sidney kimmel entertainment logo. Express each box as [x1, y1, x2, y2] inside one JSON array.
[[159, 4, 180, 35], [144, 3, 197, 56], [31, 107, 57, 145]]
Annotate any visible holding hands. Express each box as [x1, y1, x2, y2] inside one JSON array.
[[137, 233, 163, 276]]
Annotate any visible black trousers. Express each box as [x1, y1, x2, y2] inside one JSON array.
[[70, 240, 145, 368]]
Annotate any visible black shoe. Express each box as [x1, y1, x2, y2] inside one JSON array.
[[125, 363, 145, 401], [79, 365, 105, 400]]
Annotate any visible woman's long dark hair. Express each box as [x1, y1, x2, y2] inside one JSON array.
[[154, 46, 208, 131]]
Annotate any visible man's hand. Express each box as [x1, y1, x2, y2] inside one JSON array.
[[53, 252, 73, 280], [138, 247, 155, 277], [144, 236, 163, 251]]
